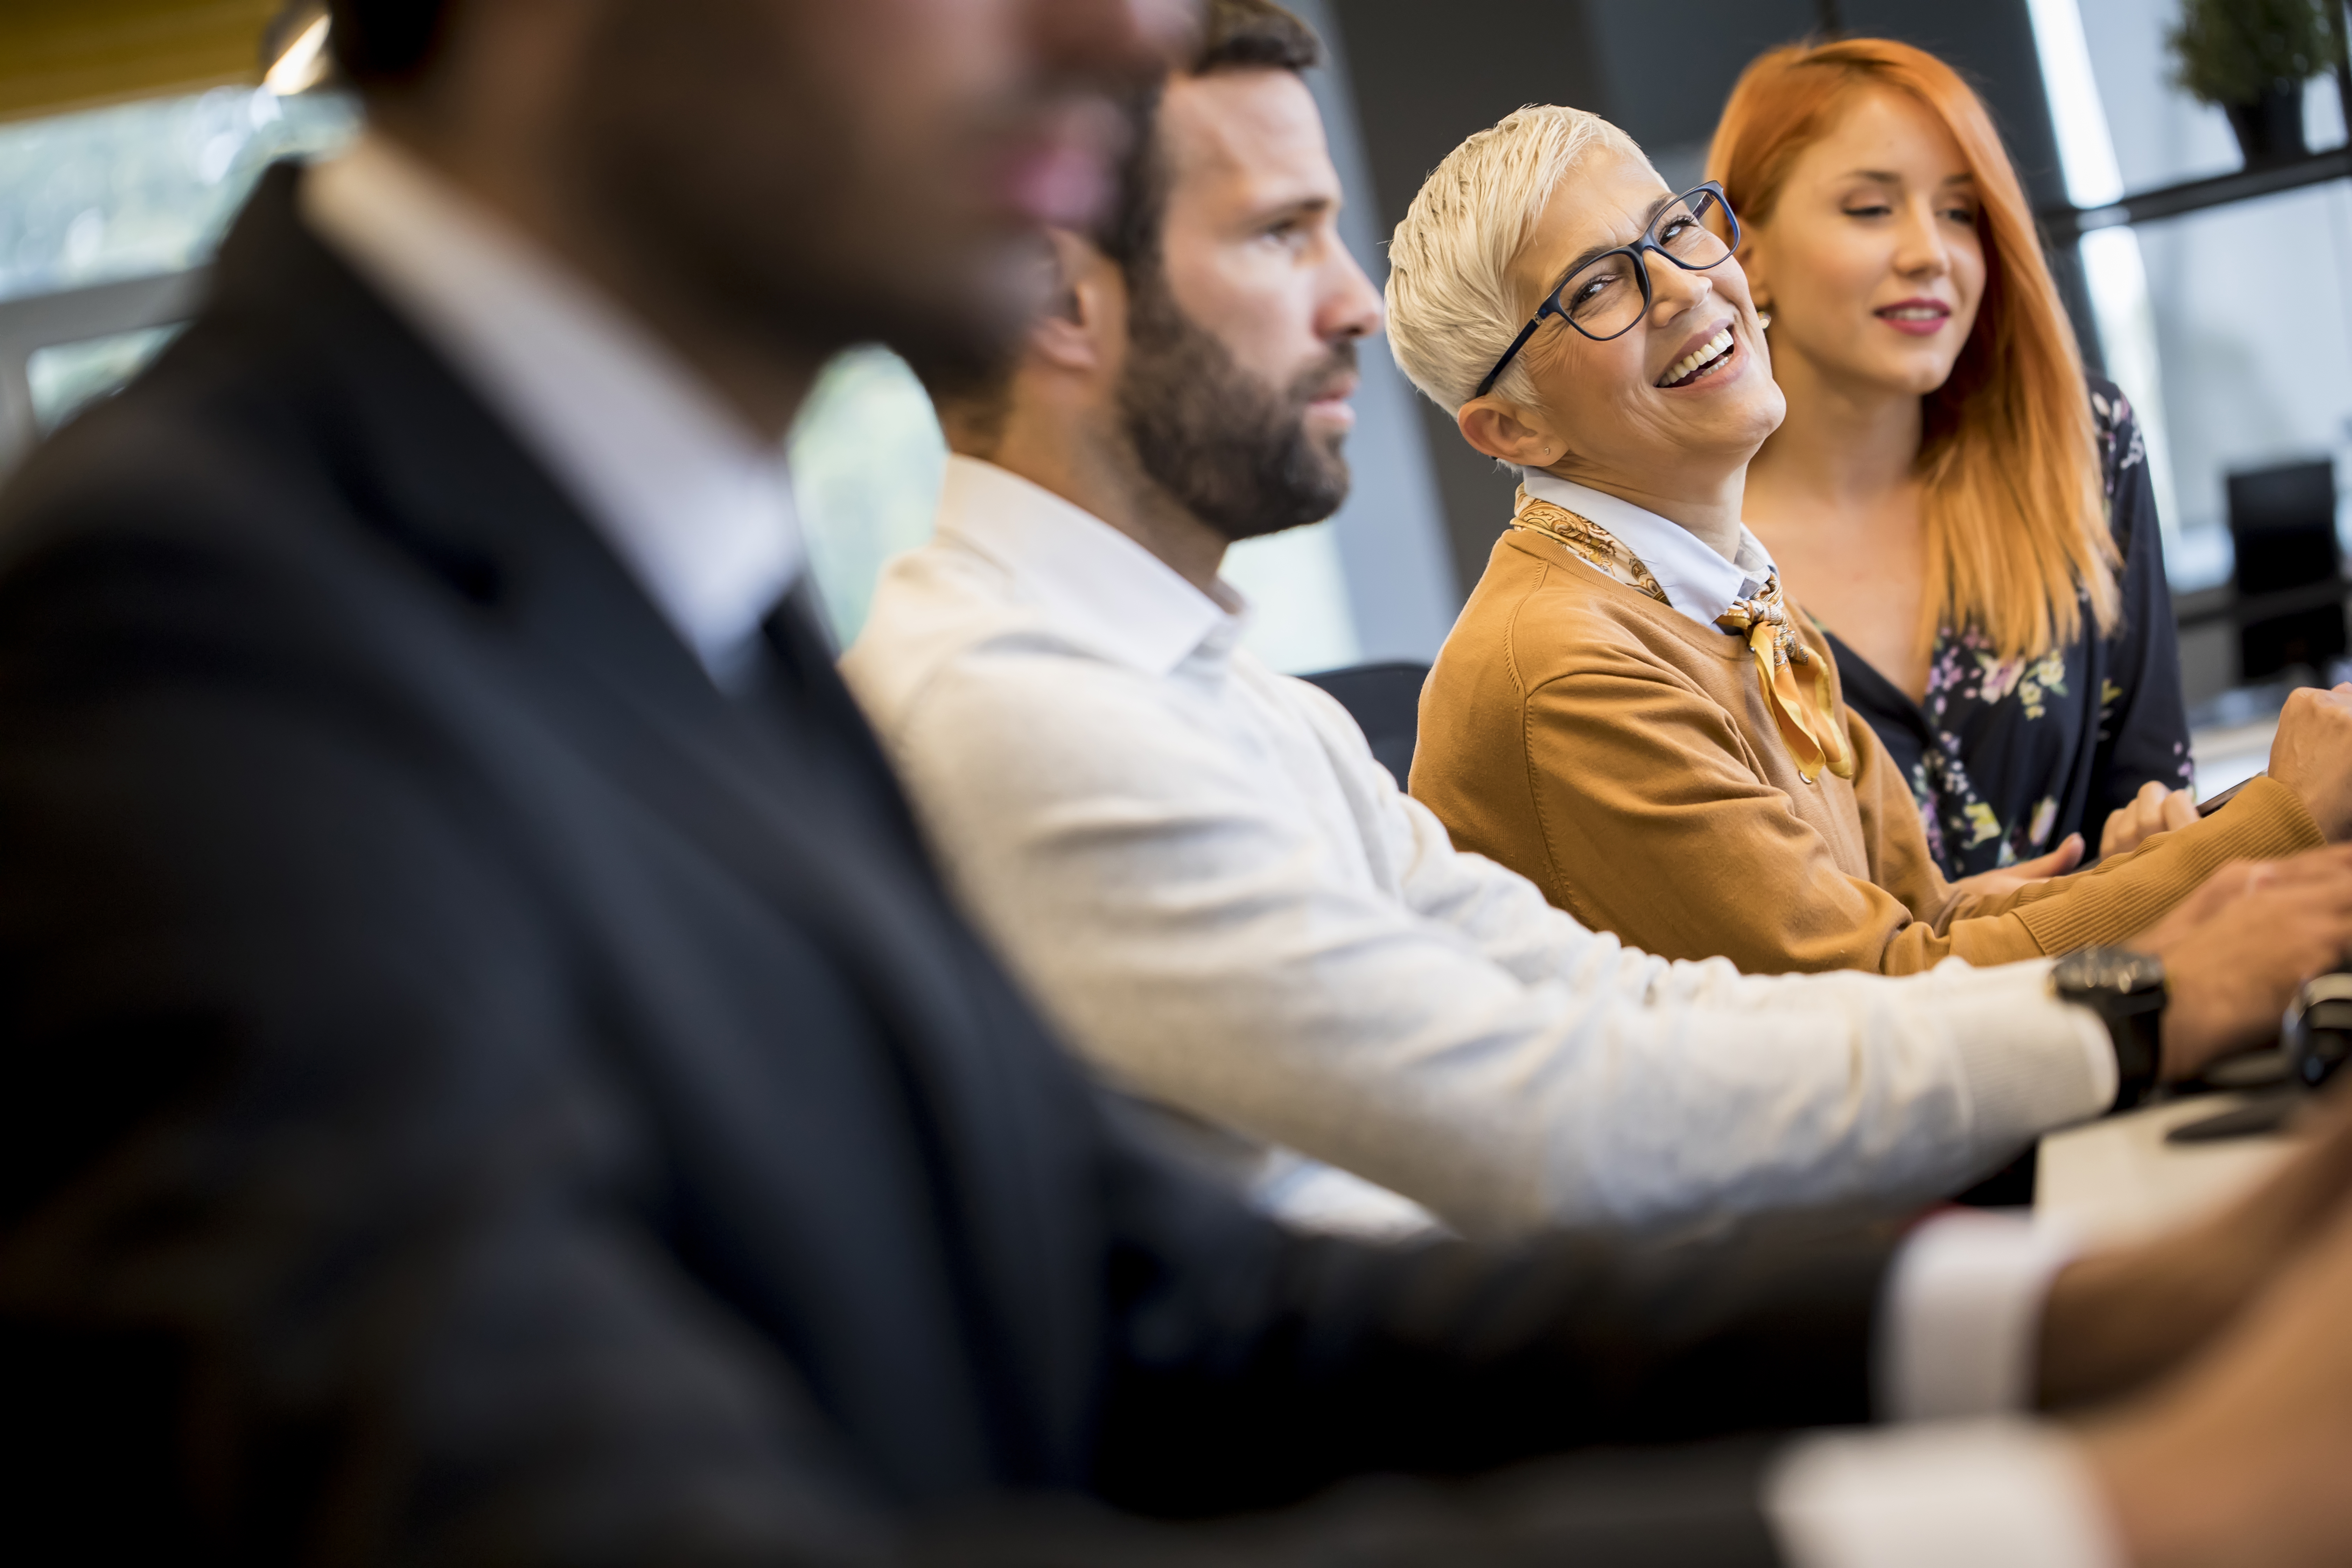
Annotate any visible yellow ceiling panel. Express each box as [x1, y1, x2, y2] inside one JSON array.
[[0, 1, 284, 125]]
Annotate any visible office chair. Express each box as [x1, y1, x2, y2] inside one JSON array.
[[1299, 661, 1430, 789]]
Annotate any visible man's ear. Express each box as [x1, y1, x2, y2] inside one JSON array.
[[1458, 394, 1566, 469], [1029, 227, 1122, 373]]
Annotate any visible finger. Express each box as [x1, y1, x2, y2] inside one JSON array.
[[2161, 789, 2199, 832], [2015, 834, 2085, 878], [2188, 860, 2263, 912], [2256, 846, 2352, 892], [2251, 890, 2352, 970], [2102, 805, 2137, 859]]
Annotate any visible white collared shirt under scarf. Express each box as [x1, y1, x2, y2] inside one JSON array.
[[303, 131, 803, 687], [1521, 468, 1777, 628]]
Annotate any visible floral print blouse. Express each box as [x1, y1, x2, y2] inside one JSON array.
[[1826, 378, 2194, 880]]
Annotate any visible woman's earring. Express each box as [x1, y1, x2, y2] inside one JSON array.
[[1756, 308, 1773, 330]]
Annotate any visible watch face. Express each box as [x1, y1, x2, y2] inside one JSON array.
[[2058, 946, 2166, 996]]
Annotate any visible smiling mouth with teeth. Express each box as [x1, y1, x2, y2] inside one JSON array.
[[1658, 328, 1736, 389]]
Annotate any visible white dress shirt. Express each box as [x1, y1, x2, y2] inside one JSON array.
[[1521, 467, 1777, 628], [303, 132, 803, 684], [847, 455, 2115, 1236]]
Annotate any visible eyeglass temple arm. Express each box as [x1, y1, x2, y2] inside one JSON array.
[[1474, 310, 1550, 400]]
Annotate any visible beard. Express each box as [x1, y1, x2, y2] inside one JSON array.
[[1116, 266, 1355, 543]]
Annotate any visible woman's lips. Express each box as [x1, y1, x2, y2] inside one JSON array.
[[1657, 328, 1738, 389], [1876, 299, 1952, 338]]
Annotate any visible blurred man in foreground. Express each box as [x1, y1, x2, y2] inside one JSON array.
[[7, 1, 2352, 1564]]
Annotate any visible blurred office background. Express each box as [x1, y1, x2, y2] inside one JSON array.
[[4, 0, 2350, 792]]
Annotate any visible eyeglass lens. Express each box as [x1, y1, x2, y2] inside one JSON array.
[[1556, 189, 1734, 338]]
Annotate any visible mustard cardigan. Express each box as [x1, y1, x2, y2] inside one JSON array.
[[1412, 525, 2321, 975]]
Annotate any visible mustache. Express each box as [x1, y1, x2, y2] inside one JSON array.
[[1284, 339, 1359, 408]]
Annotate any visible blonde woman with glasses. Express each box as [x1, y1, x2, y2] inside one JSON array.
[[1387, 101, 2352, 981]]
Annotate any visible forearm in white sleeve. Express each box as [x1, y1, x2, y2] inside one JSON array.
[[1768, 1211, 2123, 1568], [893, 663, 2121, 1236], [1881, 1208, 2085, 1421], [1768, 1420, 2126, 1568]]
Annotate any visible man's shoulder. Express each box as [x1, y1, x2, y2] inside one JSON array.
[[0, 317, 359, 635], [847, 547, 1286, 819], [846, 538, 1162, 740], [5, 316, 287, 523], [1233, 652, 1379, 751], [0, 170, 372, 574], [0, 303, 557, 752]]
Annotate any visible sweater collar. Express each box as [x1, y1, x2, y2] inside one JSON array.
[[1519, 469, 1776, 632]]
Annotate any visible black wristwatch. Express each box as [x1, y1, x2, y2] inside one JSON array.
[[2050, 946, 2167, 1112]]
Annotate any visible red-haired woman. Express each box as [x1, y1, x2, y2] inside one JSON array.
[[1710, 37, 2195, 880]]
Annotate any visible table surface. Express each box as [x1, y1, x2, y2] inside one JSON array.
[[2037, 1092, 2300, 1241]]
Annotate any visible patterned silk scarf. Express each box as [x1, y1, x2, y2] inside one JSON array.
[[1511, 488, 1855, 784]]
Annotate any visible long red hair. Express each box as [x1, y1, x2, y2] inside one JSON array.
[[1707, 38, 2119, 661]]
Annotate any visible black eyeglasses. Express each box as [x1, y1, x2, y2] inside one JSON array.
[[1472, 182, 1742, 399]]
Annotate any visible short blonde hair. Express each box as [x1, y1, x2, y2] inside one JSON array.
[[1385, 104, 1648, 412]]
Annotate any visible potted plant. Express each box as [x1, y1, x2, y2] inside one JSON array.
[[2167, 0, 2335, 165]]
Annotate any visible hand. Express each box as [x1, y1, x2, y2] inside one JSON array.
[[1950, 833, 2084, 904], [2103, 782, 2199, 859], [2076, 1179, 2352, 1567], [2268, 682, 2352, 842], [2038, 1079, 2352, 1411], [2132, 846, 2352, 1081], [2128, 857, 2279, 961]]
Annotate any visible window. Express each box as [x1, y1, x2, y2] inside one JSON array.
[[0, 88, 1367, 670]]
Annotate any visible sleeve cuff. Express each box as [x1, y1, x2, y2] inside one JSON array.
[[2014, 774, 2322, 956], [1931, 958, 2117, 1154], [1767, 1419, 2125, 1568], [1879, 1206, 2082, 1421]]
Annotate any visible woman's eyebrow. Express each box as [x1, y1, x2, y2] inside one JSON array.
[[1547, 194, 1672, 286], [1838, 168, 1976, 186]]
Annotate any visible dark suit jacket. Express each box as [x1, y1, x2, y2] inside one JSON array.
[[0, 166, 1892, 1566]]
